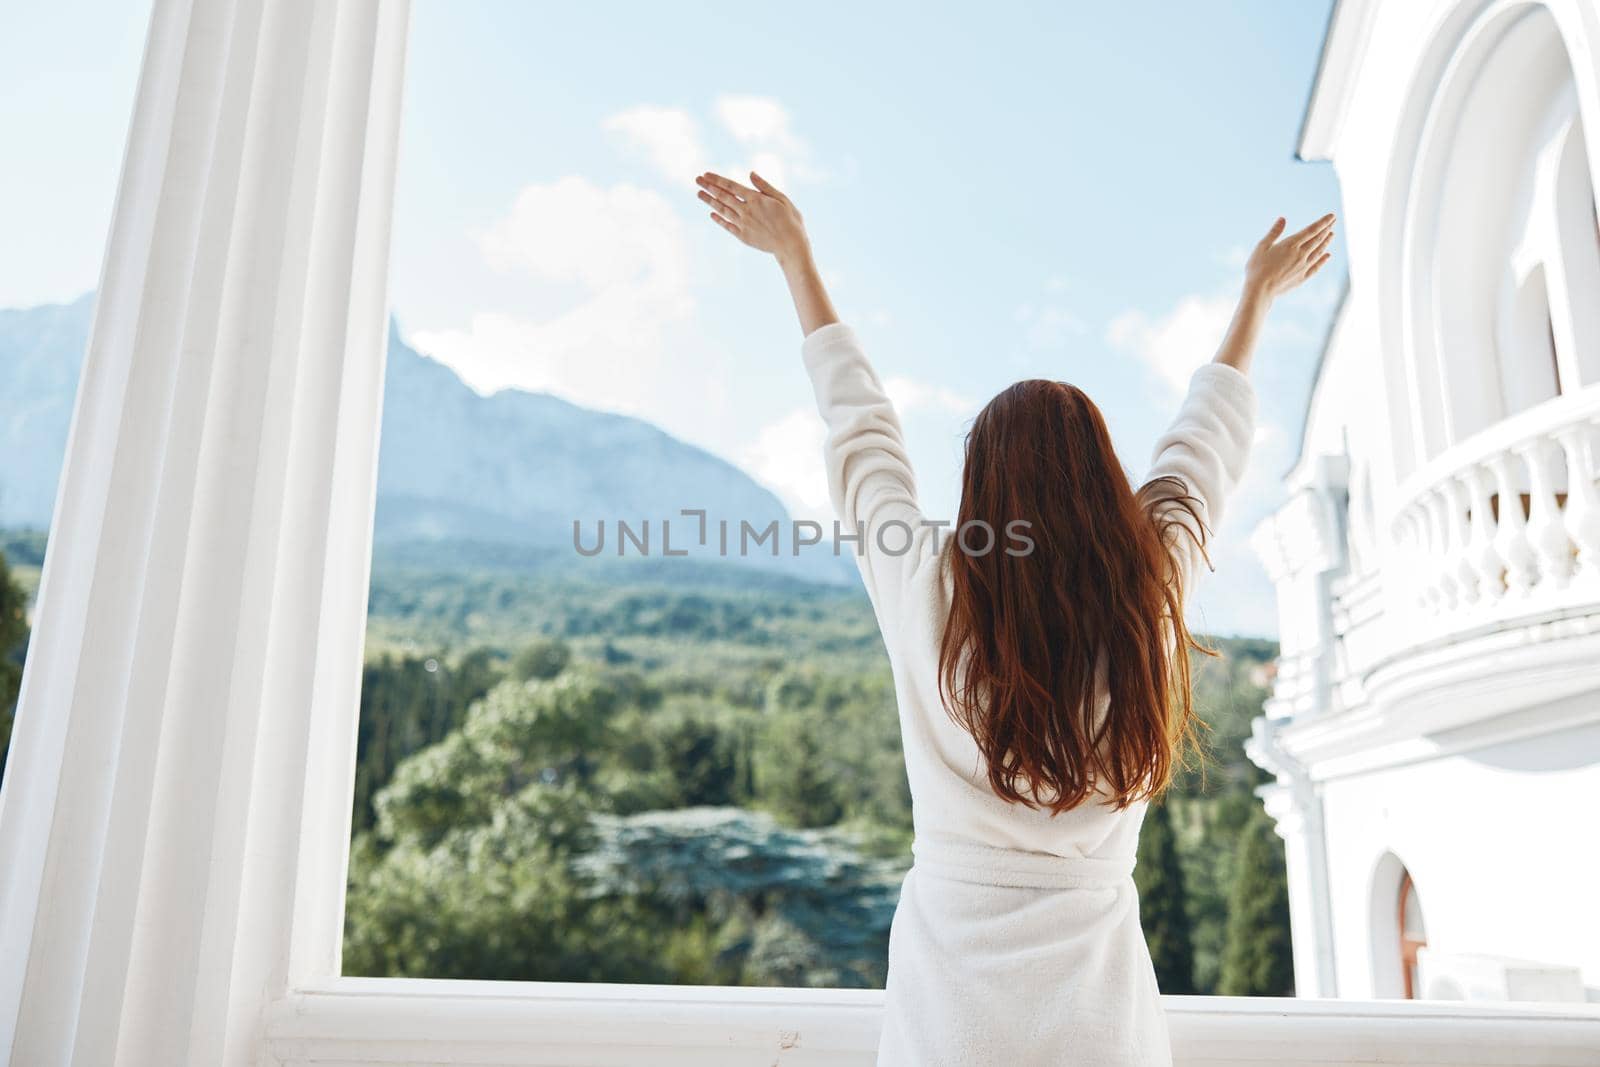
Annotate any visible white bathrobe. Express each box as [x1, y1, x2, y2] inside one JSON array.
[[799, 323, 1256, 1067]]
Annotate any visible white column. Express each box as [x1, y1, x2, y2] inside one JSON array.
[[0, 1, 409, 1065], [1251, 721, 1339, 999]]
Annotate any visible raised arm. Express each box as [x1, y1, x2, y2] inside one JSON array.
[[696, 171, 929, 614], [1213, 212, 1336, 376], [1144, 212, 1336, 589], [696, 171, 838, 337]]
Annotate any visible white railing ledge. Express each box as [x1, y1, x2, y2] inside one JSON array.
[[263, 978, 1600, 1067]]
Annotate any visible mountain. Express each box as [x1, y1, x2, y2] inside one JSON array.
[[0, 296, 849, 586], [0, 295, 94, 529]]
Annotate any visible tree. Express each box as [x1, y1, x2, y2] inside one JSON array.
[[351, 649, 502, 832], [0, 548, 31, 783], [1219, 806, 1295, 996], [753, 706, 845, 828], [373, 671, 622, 849], [510, 638, 571, 681], [1135, 798, 1196, 993], [344, 784, 667, 983], [1175, 788, 1258, 993]]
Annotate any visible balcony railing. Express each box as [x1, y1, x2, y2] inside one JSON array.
[[263, 978, 1600, 1066], [1391, 385, 1600, 632]]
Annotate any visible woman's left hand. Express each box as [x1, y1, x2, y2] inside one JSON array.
[[696, 172, 810, 264]]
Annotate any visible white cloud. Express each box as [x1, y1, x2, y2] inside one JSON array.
[[741, 377, 974, 524], [603, 106, 706, 185], [741, 407, 831, 520], [478, 176, 688, 290], [1107, 269, 1344, 396], [713, 94, 821, 187], [413, 176, 693, 410], [1015, 275, 1089, 352], [885, 375, 976, 417], [410, 98, 834, 483], [716, 95, 798, 146], [1106, 292, 1236, 394], [1016, 303, 1089, 350]]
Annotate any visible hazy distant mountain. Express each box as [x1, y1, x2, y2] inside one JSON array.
[[0, 295, 93, 529], [0, 296, 848, 585]]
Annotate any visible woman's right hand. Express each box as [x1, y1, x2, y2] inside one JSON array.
[[696, 171, 811, 265], [1244, 213, 1336, 299], [1212, 212, 1336, 375]]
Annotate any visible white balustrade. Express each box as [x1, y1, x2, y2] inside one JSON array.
[[1424, 490, 1460, 609], [1556, 424, 1600, 577], [1442, 477, 1479, 604], [1520, 436, 1573, 589], [1490, 452, 1540, 595], [1392, 390, 1600, 620], [1463, 465, 1506, 598]]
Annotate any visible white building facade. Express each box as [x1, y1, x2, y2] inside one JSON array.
[[1252, 0, 1600, 1005]]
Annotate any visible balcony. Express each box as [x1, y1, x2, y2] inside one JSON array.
[[1254, 386, 1600, 752], [1390, 384, 1600, 641]]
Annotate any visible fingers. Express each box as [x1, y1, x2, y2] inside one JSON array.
[[697, 188, 740, 218], [695, 175, 745, 213], [1290, 212, 1336, 248], [1302, 251, 1332, 280], [749, 171, 789, 203], [1258, 217, 1286, 248], [699, 172, 757, 201], [1304, 227, 1335, 261], [709, 211, 741, 238]]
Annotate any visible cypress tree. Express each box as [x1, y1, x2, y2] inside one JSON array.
[[1135, 798, 1196, 993], [1219, 807, 1295, 996], [0, 547, 31, 783]]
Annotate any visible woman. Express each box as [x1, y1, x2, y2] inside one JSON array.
[[696, 170, 1332, 1066]]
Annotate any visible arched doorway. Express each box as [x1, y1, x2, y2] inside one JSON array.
[[1398, 869, 1429, 999]]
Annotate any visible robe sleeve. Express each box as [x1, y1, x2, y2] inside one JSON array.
[[801, 323, 935, 619], [1139, 362, 1258, 594]]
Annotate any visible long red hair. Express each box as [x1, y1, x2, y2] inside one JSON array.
[[937, 379, 1211, 813]]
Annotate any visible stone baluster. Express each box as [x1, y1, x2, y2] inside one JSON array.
[[1441, 476, 1478, 605], [1395, 506, 1424, 612], [1463, 464, 1506, 601], [1491, 451, 1539, 595], [1518, 436, 1573, 589], [1424, 490, 1459, 609], [1413, 508, 1436, 611], [1556, 419, 1600, 581]]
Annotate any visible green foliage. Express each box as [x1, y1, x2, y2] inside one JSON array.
[[348, 649, 903, 986], [352, 649, 501, 832], [340, 562, 1294, 991], [344, 784, 668, 982], [0, 514, 1295, 992], [1219, 806, 1296, 996], [0, 547, 30, 783], [374, 672, 622, 848], [1171, 788, 1261, 992], [1172, 639, 1277, 795], [511, 637, 571, 681], [1134, 799, 1195, 993]]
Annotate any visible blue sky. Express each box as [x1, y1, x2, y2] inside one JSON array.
[[2, 1, 1341, 636]]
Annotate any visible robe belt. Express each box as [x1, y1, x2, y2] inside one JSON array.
[[911, 836, 1136, 889]]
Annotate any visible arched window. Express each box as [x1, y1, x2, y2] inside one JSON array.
[[1398, 871, 1428, 1000], [1398, 4, 1600, 460]]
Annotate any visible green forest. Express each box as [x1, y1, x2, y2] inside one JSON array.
[[0, 533, 1294, 995], [345, 556, 1294, 995]]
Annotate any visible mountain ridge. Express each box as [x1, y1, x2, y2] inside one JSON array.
[[0, 294, 849, 586]]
